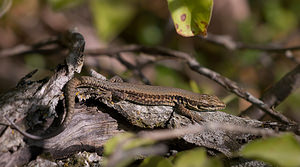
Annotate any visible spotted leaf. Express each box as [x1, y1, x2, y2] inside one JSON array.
[[167, 0, 213, 37]]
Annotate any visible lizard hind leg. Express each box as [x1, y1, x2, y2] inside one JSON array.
[[109, 76, 124, 83], [94, 90, 127, 105]]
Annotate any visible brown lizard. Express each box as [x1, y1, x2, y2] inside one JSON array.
[[7, 76, 226, 140]]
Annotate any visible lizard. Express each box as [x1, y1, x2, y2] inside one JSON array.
[[6, 76, 226, 140]]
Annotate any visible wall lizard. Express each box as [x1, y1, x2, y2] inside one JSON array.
[[7, 76, 226, 140]]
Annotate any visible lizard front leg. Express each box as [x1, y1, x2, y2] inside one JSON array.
[[174, 104, 204, 124]]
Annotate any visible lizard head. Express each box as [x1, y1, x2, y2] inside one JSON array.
[[186, 94, 226, 111]]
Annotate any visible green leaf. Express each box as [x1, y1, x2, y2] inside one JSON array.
[[104, 132, 134, 156], [104, 132, 155, 156], [204, 157, 223, 167], [189, 80, 201, 94], [90, 0, 136, 42], [174, 148, 222, 167], [103, 132, 156, 167], [139, 156, 173, 167], [155, 65, 191, 91], [167, 0, 213, 37], [138, 24, 163, 46], [240, 133, 300, 167], [238, 50, 260, 65], [263, 1, 297, 34], [46, 0, 84, 10]]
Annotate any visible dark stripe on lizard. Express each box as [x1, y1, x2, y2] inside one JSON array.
[[7, 76, 226, 140]]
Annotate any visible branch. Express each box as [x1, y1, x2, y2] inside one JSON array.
[[0, 37, 61, 58], [187, 59, 294, 124], [0, 0, 12, 18], [0, 31, 82, 58], [114, 53, 151, 85], [138, 122, 299, 141], [241, 64, 300, 120], [202, 34, 300, 52], [200, 34, 300, 63], [0, 31, 85, 166]]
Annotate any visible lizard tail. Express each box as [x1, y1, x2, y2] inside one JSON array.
[[63, 77, 81, 129]]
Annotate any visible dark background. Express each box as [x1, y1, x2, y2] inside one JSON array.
[[0, 0, 299, 121]]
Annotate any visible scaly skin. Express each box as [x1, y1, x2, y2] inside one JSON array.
[[7, 76, 226, 140], [63, 76, 226, 127]]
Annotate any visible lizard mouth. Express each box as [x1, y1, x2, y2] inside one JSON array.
[[197, 103, 226, 111]]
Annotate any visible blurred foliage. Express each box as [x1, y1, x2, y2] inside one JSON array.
[[189, 80, 201, 94], [90, 0, 136, 41], [104, 134, 223, 167], [139, 156, 173, 167], [0, 0, 12, 18], [277, 90, 300, 113], [45, 0, 84, 10], [240, 133, 300, 167], [235, 0, 300, 117], [238, 50, 261, 66], [263, 1, 297, 37], [103, 131, 300, 167], [172, 148, 222, 167], [154, 65, 191, 91], [240, 0, 298, 42], [1, 0, 300, 165], [104, 132, 155, 156], [137, 23, 163, 46], [0, 0, 298, 122], [24, 54, 46, 69], [103, 132, 156, 167]]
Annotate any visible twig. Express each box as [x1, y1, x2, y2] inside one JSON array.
[[5, 115, 46, 140], [0, 0, 12, 18], [107, 121, 300, 166], [138, 122, 300, 142], [203, 34, 300, 52], [237, 43, 300, 52], [107, 144, 167, 167], [115, 53, 151, 85], [16, 69, 38, 87], [200, 34, 300, 63], [0, 122, 9, 126], [2, 32, 300, 63], [187, 59, 294, 124], [85, 45, 294, 124], [89, 69, 107, 80], [0, 37, 61, 58], [241, 64, 300, 120]]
